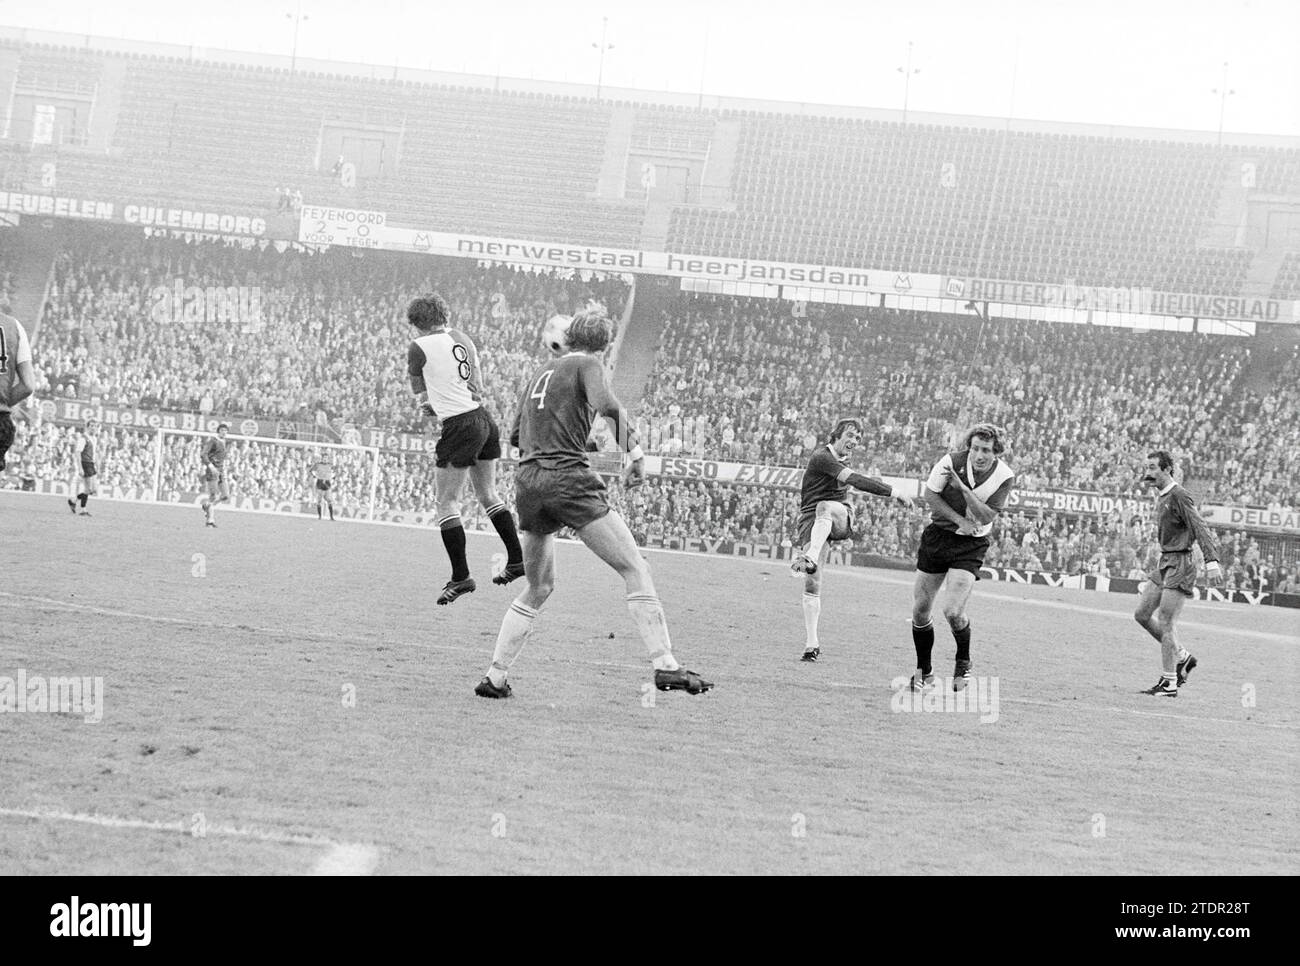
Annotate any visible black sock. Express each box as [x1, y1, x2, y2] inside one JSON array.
[[78, 492, 88, 508], [328, 505, 334, 521], [487, 505, 523, 564], [912, 621, 934, 675], [953, 620, 971, 662], [440, 522, 470, 581], [317, 504, 321, 519]]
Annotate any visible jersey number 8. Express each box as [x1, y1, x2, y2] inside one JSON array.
[[451, 343, 471, 381]]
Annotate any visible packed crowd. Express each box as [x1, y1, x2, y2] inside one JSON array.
[[35, 228, 627, 437], [7, 420, 1296, 596], [635, 294, 1299, 507]]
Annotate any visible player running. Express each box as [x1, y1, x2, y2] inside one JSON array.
[[790, 417, 913, 662], [0, 308, 36, 474], [474, 306, 712, 699], [406, 293, 524, 605], [1133, 450, 1223, 697], [200, 423, 231, 528], [309, 452, 335, 521], [66, 420, 101, 517], [907, 424, 1014, 693]]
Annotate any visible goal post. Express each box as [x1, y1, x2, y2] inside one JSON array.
[[154, 428, 382, 521]]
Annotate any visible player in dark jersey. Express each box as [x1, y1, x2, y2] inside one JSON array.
[[908, 424, 1015, 693], [1133, 450, 1223, 697], [200, 423, 231, 528], [66, 419, 101, 516], [406, 293, 524, 605], [790, 418, 912, 662], [309, 452, 335, 521], [474, 306, 712, 699], [0, 309, 36, 474]]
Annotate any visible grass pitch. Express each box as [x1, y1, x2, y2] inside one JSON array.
[[1, 492, 1296, 875]]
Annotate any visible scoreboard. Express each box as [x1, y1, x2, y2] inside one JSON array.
[[298, 206, 386, 248]]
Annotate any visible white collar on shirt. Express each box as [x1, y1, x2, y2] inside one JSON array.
[[1158, 480, 1176, 496]]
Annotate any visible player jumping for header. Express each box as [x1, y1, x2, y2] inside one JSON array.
[[406, 293, 525, 604], [790, 417, 913, 662], [1133, 450, 1222, 697], [474, 307, 712, 699]]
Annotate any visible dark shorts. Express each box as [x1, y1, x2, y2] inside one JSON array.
[[796, 503, 854, 547], [81, 461, 97, 478], [0, 412, 15, 469], [916, 525, 990, 577], [515, 463, 610, 535], [1146, 552, 1197, 597], [436, 407, 501, 468], [315, 479, 332, 492]]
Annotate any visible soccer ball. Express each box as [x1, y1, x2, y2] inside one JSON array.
[[541, 314, 572, 356]]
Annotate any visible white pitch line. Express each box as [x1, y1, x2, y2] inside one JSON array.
[[825, 682, 1299, 730], [0, 807, 381, 875]]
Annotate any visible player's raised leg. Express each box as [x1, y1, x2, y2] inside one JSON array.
[[576, 510, 712, 693], [468, 458, 524, 585], [940, 569, 977, 691], [476, 530, 555, 698], [910, 571, 946, 691], [434, 465, 475, 604]]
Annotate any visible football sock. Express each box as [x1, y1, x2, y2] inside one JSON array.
[[78, 492, 88, 508], [438, 515, 470, 581], [912, 620, 935, 675], [802, 593, 821, 648], [486, 600, 539, 688], [328, 505, 334, 521], [953, 620, 971, 662], [317, 504, 321, 519], [807, 516, 833, 561], [485, 502, 523, 564], [626, 594, 680, 672], [1176, 646, 1189, 663]]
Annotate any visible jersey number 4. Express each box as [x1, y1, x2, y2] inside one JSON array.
[[530, 370, 553, 409]]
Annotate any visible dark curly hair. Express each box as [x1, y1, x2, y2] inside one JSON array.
[[961, 422, 1006, 455], [407, 293, 450, 330]]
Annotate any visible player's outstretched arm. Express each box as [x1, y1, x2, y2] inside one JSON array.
[[836, 467, 911, 503]]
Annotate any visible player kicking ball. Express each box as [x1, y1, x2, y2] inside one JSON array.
[[790, 417, 912, 661], [1133, 450, 1222, 697], [474, 307, 712, 699]]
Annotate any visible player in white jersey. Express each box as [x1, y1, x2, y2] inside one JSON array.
[[0, 310, 36, 473], [907, 424, 1015, 693], [406, 293, 524, 605], [67, 419, 103, 516]]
